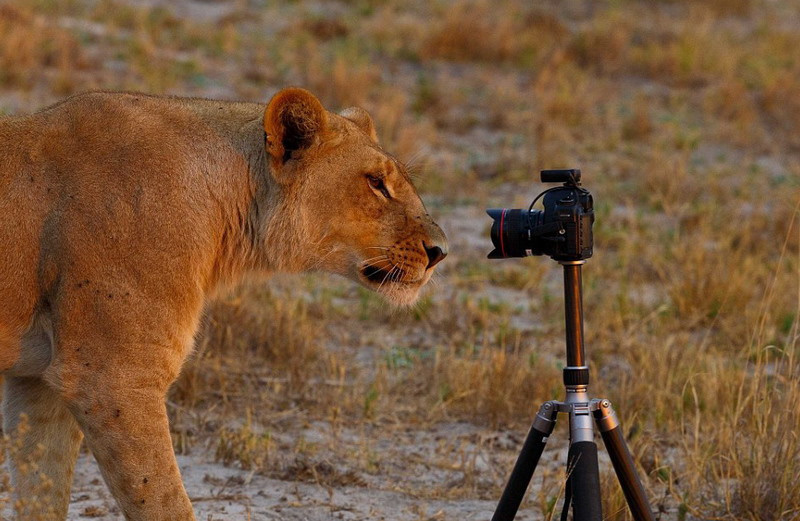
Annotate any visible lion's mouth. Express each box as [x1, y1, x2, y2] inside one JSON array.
[[358, 261, 430, 305], [360, 264, 407, 285]]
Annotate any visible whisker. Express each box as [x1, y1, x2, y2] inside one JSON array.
[[365, 261, 394, 272], [361, 255, 389, 264], [391, 266, 404, 283], [385, 262, 403, 287], [310, 244, 340, 269], [404, 152, 423, 170], [377, 265, 398, 291]]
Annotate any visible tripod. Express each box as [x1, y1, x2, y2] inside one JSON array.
[[491, 261, 655, 521]]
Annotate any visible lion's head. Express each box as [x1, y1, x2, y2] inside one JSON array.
[[263, 88, 447, 305]]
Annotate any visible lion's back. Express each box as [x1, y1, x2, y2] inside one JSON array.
[[0, 91, 257, 372]]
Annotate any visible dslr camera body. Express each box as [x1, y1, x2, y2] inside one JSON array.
[[487, 169, 594, 262]]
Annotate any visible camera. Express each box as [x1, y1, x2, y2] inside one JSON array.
[[487, 169, 594, 261]]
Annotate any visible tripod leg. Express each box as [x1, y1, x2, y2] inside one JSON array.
[[594, 400, 655, 521], [566, 441, 603, 521], [492, 401, 558, 521]]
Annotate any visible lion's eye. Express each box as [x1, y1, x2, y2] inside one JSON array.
[[367, 175, 391, 199]]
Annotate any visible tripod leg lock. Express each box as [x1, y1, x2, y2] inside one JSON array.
[[532, 401, 558, 435], [491, 401, 560, 521], [592, 399, 656, 521], [591, 399, 620, 433]]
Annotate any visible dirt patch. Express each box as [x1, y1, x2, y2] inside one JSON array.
[[62, 427, 548, 521]]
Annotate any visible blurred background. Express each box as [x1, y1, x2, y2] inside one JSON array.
[[1, 0, 799, 519]]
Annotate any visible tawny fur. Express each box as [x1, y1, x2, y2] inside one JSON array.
[[0, 88, 446, 521]]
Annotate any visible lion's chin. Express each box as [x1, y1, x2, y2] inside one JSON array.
[[373, 282, 424, 307]]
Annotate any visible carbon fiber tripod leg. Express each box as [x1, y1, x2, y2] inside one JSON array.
[[566, 441, 603, 521], [491, 402, 558, 521], [593, 400, 655, 521]]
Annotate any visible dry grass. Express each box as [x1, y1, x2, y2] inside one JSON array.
[[0, 0, 799, 518], [1, 415, 62, 521], [0, 4, 84, 94]]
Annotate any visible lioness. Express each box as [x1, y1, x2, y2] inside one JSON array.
[[0, 88, 447, 520]]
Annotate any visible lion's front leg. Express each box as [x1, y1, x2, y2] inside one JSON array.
[[48, 339, 197, 521], [71, 384, 194, 521]]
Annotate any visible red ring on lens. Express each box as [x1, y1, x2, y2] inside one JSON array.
[[499, 209, 507, 258]]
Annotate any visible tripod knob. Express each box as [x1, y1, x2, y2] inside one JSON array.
[[563, 366, 590, 386]]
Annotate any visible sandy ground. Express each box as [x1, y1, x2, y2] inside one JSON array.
[[62, 424, 551, 521], [66, 451, 503, 521], [50, 417, 644, 521]]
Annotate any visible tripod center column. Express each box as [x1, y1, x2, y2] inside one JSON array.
[[561, 261, 590, 387]]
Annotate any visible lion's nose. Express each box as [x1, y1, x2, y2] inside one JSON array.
[[424, 243, 447, 269]]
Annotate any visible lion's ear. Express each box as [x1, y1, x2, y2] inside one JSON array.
[[340, 106, 378, 143], [264, 87, 328, 164]]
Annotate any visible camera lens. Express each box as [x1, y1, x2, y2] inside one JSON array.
[[487, 208, 540, 258]]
